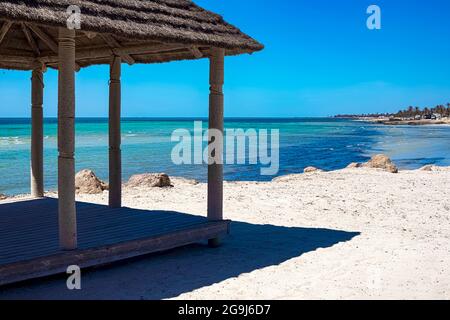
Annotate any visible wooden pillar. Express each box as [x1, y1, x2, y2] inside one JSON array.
[[31, 66, 44, 198], [57, 28, 77, 250], [207, 48, 225, 247], [109, 55, 122, 208]]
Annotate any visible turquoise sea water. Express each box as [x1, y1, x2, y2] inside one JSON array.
[[1, 118, 449, 195]]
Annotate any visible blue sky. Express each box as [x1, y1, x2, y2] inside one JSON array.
[[0, 0, 449, 117]]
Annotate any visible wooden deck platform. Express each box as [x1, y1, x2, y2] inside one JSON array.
[[0, 198, 230, 286]]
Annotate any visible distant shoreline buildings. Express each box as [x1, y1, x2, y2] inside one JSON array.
[[335, 103, 450, 120]]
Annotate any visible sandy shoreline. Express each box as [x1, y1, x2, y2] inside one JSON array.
[[1, 167, 450, 299]]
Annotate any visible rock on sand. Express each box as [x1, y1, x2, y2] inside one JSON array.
[[75, 169, 109, 194], [419, 165, 450, 172], [346, 162, 362, 169], [363, 154, 398, 173], [303, 166, 324, 173], [126, 173, 172, 188]]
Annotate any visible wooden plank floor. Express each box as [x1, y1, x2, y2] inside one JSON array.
[[0, 198, 229, 286]]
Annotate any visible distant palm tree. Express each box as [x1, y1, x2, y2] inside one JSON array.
[[343, 102, 450, 118], [407, 106, 414, 117], [414, 106, 420, 115]]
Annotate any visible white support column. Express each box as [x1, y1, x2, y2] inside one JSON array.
[[31, 65, 44, 198], [57, 28, 77, 250], [207, 48, 225, 247], [109, 55, 122, 208]]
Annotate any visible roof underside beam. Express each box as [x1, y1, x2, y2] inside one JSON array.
[[0, 45, 209, 71], [21, 23, 40, 56], [26, 23, 81, 70], [0, 22, 213, 70], [0, 21, 12, 46], [189, 46, 203, 58], [41, 43, 204, 65], [99, 34, 135, 65], [26, 23, 57, 53]]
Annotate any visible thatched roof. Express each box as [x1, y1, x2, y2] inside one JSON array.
[[0, 0, 263, 70]]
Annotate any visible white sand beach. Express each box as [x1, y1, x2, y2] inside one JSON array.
[[1, 167, 450, 300]]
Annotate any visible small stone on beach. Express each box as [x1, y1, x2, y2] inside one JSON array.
[[126, 173, 172, 188], [363, 154, 398, 173], [304, 166, 324, 173], [75, 169, 109, 194], [421, 165, 436, 172]]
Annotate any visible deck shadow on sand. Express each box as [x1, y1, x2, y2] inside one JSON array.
[[0, 218, 360, 299]]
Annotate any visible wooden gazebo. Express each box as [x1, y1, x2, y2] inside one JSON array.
[[0, 0, 262, 285]]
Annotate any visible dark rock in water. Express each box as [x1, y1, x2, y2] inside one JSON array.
[[126, 173, 172, 188], [75, 169, 109, 194], [0, 194, 7, 200], [363, 154, 398, 173]]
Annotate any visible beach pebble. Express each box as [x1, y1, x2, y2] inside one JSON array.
[[303, 166, 324, 173], [421, 165, 440, 172], [363, 154, 398, 173], [126, 173, 172, 188], [75, 169, 109, 194]]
